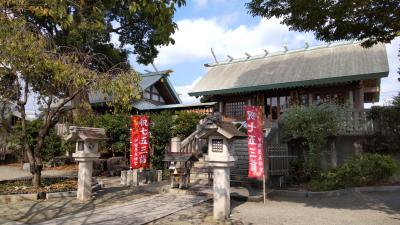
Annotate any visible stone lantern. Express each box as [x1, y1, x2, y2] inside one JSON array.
[[198, 120, 246, 220], [64, 126, 108, 201]]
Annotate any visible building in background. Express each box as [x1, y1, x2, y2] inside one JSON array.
[[189, 42, 389, 124]]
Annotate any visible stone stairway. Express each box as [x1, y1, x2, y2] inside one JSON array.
[[190, 156, 211, 185]]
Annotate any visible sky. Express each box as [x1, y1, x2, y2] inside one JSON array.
[[132, 0, 400, 106], [26, 0, 400, 115]]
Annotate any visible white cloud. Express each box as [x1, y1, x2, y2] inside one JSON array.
[[193, 0, 208, 7], [155, 16, 398, 107], [154, 17, 320, 67], [174, 76, 203, 103], [193, 0, 225, 8]]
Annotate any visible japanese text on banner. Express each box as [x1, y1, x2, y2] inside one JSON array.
[[130, 115, 149, 169], [245, 106, 265, 178]]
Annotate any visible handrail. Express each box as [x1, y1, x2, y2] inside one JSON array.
[[179, 114, 217, 153]]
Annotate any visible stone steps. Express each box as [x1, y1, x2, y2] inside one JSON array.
[[190, 157, 210, 184]]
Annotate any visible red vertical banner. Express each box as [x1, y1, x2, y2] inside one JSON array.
[[130, 115, 149, 169], [245, 106, 265, 178]]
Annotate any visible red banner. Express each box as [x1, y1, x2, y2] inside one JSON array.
[[245, 106, 265, 178], [130, 115, 149, 169]]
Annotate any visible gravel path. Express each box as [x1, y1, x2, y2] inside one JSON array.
[[0, 165, 77, 181]]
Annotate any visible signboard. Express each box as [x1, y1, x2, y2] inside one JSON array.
[[245, 106, 265, 178], [130, 115, 149, 169]]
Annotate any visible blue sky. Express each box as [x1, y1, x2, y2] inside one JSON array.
[[132, 0, 400, 105], [26, 0, 400, 115]]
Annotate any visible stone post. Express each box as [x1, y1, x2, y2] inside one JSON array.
[[205, 136, 236, 220], [77, 160, 93, 201], [170, 137, 181, 153], [213, 166, 231, 220]]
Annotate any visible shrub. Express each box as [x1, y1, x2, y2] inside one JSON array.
[[172, 111, 204, 139], [281, 103, 346, 178], [148, 111, 174, 169], [310, 153, 400, 191], [10, 120, 67, 162], [365, 106, 400, 154]]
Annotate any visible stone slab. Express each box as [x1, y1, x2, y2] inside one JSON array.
[[36, 194, 209, 225]]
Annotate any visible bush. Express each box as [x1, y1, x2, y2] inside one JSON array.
[[365, 106, 400, 154], [282, 103, 346, 178], [172, 111, 204, 139], [148, 111, 174, 169], [10, 120, 67, 162], [310, 153, 400, 191]]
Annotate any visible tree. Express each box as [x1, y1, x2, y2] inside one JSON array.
[[0, 11, 133, 187], [2, 0, 185, 119], [1, 0, 185, 187], [247, 0, 400, 47]]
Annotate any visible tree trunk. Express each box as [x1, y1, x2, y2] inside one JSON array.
[[31, 164, 43, 188]]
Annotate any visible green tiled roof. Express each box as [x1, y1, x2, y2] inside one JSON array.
[[189, 42, 389, 96]]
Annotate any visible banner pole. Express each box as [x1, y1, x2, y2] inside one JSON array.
[[263, 174, 266, 204]]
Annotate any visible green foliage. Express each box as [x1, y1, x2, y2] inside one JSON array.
[[393, 93, 400, 107], [246, 0, 400, 47], [96, 114, 130, 156], [148, 111, 202, 169], [148, 111, 174, 169], [365, 106, 400, 154], [2, 0, 186, 65], [172, 111, 204, 139], [310, 154, 400, 191], [287, 159, 308, 184], [282, 104, 345, 178], [75, 113, 130, 156], [9, 120, 68, 162], [74, 111, 202, 169]]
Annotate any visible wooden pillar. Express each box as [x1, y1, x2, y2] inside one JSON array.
[[358, 81, 364, 109], [348, 90, 354, 108], [308, 93, 313, 106]]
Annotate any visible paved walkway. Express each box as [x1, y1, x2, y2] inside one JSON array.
[[35, 194, 208, 225], [0, 165, 77, 181]]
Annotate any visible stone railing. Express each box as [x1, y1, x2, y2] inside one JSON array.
[[342, 109, 374, 135], [55, 123, 69, 136], [170, 114, 219, 154]]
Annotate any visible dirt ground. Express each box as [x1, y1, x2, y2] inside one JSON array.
[[149, 190, 400, 225], [0, 165, 77, 181], [0, 182, 399, 225]]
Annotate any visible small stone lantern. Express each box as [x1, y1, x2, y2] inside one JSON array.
[[198, 120, 246, 220], [64, 126, 108, 201]]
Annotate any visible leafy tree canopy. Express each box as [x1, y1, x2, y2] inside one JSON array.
[[247, 0, 400, 47], [2, 0, 185, 65]]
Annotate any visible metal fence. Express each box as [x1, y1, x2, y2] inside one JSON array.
[[267, 144, 296, 176]]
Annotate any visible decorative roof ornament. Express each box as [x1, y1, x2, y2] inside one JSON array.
[[244, 52, 251, 59], [151, 63, 159, 72], [283, 45, 288, 53], [263, 49, 269, 56], [305, 41, 309, 49], [211, 48, 219, 65], [227, 55, 234, 61]]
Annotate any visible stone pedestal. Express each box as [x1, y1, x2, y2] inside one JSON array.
[[77, 161, 93, 201], [213, 166, 231, 220]]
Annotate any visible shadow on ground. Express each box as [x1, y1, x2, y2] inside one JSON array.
[[269, 190, 400, 215], [1, 186, 153, 224]]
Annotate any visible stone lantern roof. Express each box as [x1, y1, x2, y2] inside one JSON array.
[[198, 120, 246, 140], [64, 126, 108, 142]]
